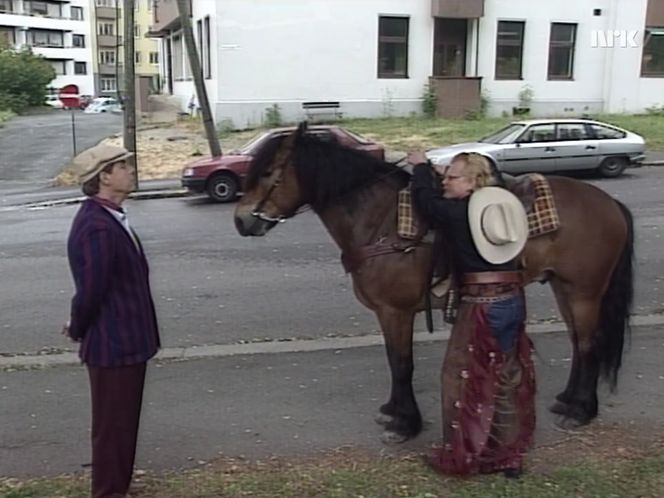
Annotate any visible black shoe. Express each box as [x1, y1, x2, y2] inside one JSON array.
[[503, 467, 523, 479]]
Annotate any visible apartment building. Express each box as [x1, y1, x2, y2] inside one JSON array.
[[90, 0, 159, 97], [149, 0, 664, 128], [0, 0, 94, 95]]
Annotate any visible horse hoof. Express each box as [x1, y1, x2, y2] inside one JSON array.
[[553, 415, 586, 431], [380, 430, 409, 445], [549, 400, 570, 416], [375, 413, 395, 426]]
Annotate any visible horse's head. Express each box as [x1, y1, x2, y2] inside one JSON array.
[[234, 122, 308, 237]]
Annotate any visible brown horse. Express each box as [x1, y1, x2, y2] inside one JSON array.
[[234, 123, 634, 443]]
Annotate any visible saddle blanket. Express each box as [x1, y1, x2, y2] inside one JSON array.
[[397, 173, 560, 240]]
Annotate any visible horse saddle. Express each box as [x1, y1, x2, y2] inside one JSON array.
[[397, 173, 561, 241]]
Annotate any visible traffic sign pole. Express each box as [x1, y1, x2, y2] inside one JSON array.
[[58, 84, 81, 158]]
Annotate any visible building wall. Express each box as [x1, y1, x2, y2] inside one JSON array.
[[135, 0, 160, 88], [160, 0, 664, 127], [0, 0, 94, 95], [478, 0, 660, 117], [208, 0, 433, 128]]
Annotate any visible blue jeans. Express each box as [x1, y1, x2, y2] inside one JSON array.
[[486, 294, 525, 352]]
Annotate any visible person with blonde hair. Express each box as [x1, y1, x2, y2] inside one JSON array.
[[409, 151, 535, 478]]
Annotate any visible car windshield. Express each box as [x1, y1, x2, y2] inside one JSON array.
[[479, 124, 526, 144], [236, 132, 271, 155]]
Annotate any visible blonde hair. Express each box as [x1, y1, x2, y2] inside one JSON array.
[[451, 152, 494, 189]]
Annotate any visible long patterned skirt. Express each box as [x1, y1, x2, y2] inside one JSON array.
[[429, 285, 536, 475]]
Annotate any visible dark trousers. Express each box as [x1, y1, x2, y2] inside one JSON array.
[[88, 363, 147, 498]]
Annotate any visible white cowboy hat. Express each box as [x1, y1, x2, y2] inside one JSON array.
[[468, 187, 528, 264]]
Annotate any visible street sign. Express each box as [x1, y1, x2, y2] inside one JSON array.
[[58, 84, 80, 109]]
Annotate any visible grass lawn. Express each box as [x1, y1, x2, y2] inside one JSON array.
[[0, 109, 14, 127], [2, 424, 663, 498], [336, 114, 664, 152]]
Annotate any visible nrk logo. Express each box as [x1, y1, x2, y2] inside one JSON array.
[[591, 29, 641, 48]]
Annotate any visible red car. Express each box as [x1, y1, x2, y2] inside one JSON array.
[[181, 125, 386, 202]]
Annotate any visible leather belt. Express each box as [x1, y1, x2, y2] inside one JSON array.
[[462, 271, 522, 285]]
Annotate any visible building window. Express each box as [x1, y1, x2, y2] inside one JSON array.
[[134, 24, 140, 38], [98, 23, 114, 36], [548, 23, 576, 80], [149, 51, 159, 64], [96, 0, 114, 7], [30, 1, 48, 15], [74, 61, 87, 74], [642, 28, 664, 77], [0, 26, 15, 45], [101, 77, 116, 92], [204, 16, 211, 79], [135, 51, 141, 64], [377, 16, 409, 78], [0, 0, 13, 14], [50, 60, 66, 75], [30, 30, 64, 47], [99, 50, 115, 65], [70, 6, 83, 20], [73, 34, 85, 48], [172, 34, 183, 80], [197, 19, 203, 66], [495, 21, 524, 80], [433, 18, 467, 77]]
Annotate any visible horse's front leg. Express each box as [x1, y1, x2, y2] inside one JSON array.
[[375, 307, 422, 443]]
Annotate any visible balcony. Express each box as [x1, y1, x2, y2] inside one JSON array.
[[99, 63, 122, 74], [431, 0, 483, 18], [97, 34, 121, 46], [429, 76, 481, 118], [96, 6, 119, 19], [148, 0, 181, 36]]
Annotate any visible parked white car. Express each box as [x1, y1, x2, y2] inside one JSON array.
[[83, 97, 122, 114], [45, 95, 64, 109], [426, 119, 646, 178]]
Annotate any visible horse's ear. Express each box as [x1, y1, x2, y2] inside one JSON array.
[[297, 121, 309, 137]]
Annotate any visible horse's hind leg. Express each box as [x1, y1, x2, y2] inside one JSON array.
[[375, 307, 422, 443], [550, 280, 580, 413], [552, 288, 601, 428]]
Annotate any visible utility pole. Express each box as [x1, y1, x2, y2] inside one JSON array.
[[123, 0, 139, 188], [176, 0, 221, 157]]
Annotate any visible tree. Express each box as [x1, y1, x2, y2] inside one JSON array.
[[0, 45, 56, 113]]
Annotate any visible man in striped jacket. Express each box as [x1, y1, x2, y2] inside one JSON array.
[[64, 144, 160, 498]]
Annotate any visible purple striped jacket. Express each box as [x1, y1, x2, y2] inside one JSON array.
[[67, 198, 160, 367]]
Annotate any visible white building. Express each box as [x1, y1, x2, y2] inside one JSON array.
[[149, 0, 664, 128], [0, 0, 95, 96]]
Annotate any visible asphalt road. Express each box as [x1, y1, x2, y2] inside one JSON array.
[[0, 167, 663, 356], [2, 324, 663, 478], [0, 111, 121, 189]]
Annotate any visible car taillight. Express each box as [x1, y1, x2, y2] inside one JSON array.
[[183, 168, 195, 177]]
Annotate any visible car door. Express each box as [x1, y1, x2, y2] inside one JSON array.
[[554, 122, 600, 171], [501, 123, 558, 173]]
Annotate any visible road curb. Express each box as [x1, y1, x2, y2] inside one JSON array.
[[0, 189, 188, 212], [3, 314, 663, 369]]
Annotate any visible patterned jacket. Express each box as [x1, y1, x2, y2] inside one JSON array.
[[67, 198, 160, 367]]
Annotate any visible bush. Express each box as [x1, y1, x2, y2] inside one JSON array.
[[264, 104, 282, 128], [0, 46, 56, 113], [421, 83, 437, 118]]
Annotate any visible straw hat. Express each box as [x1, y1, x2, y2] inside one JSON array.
[[72, 144, 134, 183], [468, 187, 529, 264]]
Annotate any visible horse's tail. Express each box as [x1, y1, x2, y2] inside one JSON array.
[[596, 200, 634, 390]]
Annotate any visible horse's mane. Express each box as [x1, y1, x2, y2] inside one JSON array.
[[246, 131, 410, 212]]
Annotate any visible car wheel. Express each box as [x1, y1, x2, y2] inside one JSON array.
[[598, 156, 628, 178], [207, 174, 238, 202]]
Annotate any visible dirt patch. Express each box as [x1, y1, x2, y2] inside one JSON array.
[[54, 123, 259, 186]]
